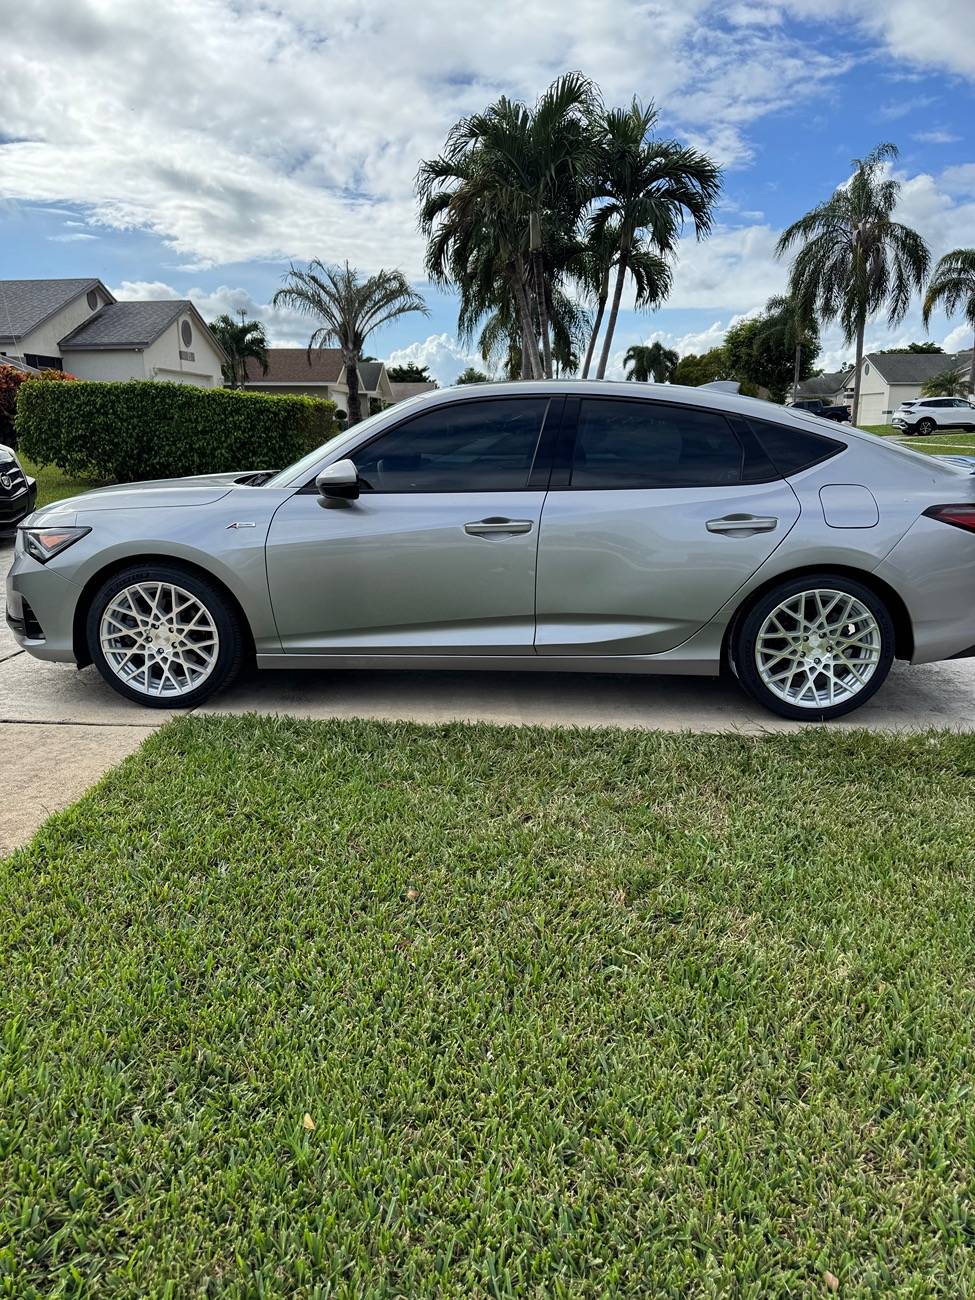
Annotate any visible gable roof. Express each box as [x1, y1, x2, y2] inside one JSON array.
[[866, 350, 973, 384], [795, 370, 851, 399], [390, 380, 438, 403], [243, 347, 345, 385], [0, 278, 113, 343], [59, 301, 228, 361]]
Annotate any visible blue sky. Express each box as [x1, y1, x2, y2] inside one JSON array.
[[1, 0, 973, 382]]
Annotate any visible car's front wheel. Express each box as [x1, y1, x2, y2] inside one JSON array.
[[733, 575, 894, 720], [87, 563, 245, 708]]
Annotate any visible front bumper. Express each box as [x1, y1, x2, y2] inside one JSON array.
[[0, 477, 37, 530], [5, 550, 82, 662]]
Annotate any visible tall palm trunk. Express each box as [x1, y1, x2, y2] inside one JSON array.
[[792, 340, 802, 404], [530, 213, 552, 379], [969, 327, 975, 396], [596, 250, 628, 380], [581, 271, 609, 379], [510, 260, 543, 378], [850, 312, 866, 426], [344, 350, 362, 425]]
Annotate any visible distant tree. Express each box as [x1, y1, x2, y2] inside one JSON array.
[[455, 366, 492, 385], [878, 341, 943, 354], [923, 248, 975, 395], [386, 363, 436, 383], [273, 261, 428, 424], [921, 365, 970, 398], [671, 348, 726, 387], [623, 342, 678, 382], [208, 314, 269, 388], [777, 142, 929, 424], [725, 297, 820, 403]]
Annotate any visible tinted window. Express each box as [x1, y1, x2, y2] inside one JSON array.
[[569, 400, 748, 488], [748, 417, 843, 477], [354, 398, 548, 492]]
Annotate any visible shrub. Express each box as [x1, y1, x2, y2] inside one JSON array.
[[0, 364, 76, 451], [15, 380, 337, 482]]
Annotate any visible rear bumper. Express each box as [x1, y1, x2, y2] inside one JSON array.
[[0, 478, 37, 530], [875, 515, 975, 664]]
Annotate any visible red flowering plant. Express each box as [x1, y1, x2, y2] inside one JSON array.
[[0, 364, 76, 451]]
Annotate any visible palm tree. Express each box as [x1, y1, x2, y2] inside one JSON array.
[[921, 365, 969, 398], [272, 262, 428, 424], [777, 142, 930, 424], [589, 100, 721, 379], [208, 314, 269, 388], [573, 223, 672, 378], [923, 249, 975, 395], [760, 294, 820, 403], [417, 74, 594, 380], [623, 341, 678, 382]]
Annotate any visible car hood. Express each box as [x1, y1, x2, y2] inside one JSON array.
[[31, 469, 272, 520]]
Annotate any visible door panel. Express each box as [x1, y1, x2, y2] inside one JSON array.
[[535, 483, 800, 655], [267, 490, 546, 654]]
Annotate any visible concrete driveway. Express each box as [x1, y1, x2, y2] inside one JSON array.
[[4, 534, 975, 850]]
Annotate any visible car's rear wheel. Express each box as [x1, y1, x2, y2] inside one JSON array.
[[87, 564, 245, 708], [916, 418, 936, 435], [733, 575, 894, 720]]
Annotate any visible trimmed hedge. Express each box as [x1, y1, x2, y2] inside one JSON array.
[[15, 379, 337, 483]]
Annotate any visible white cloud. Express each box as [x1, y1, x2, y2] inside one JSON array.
[[782, 0, 975, 79], [47, 232, 98, 242], [386, 334, 483, 386], [0, 0, 871, 269], [912, 130, 961, 145], [943, 323, 974, 353]]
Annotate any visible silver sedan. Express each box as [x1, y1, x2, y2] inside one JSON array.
[[7, 381, 975, 720]]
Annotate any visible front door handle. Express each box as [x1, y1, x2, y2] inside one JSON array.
[[706, 514, 778, 535], [464, 517, 534, 537]]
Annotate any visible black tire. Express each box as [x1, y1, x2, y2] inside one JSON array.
[[916, 418, 936, 436], [733, 574, 895, 721], [86, 563, 245, 708]]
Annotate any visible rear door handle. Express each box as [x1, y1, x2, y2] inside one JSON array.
[[464, 517, 533, 537], [706, 514, 778, 535]]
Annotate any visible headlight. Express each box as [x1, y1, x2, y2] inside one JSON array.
[[0, 444, 20, 468], [21, 526, 91, 563]]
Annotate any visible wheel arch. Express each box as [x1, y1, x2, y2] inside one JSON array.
[[73, 554, 256, 668], [722, 564, 914, 668]]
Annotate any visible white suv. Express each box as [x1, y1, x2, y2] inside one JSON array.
[[891, 396, 975, 435]]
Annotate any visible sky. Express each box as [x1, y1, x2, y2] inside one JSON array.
[[1, 0, 973, 384]]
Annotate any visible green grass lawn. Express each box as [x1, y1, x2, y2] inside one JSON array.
[[3, 716, 975, 1296], [860, 424, 975, 456], [19, 456, 106, 509]]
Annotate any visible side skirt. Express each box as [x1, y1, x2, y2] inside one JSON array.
[[255, 652, 719, 677]]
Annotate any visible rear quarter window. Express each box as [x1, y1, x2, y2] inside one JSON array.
[[747, 418, 844, 477]]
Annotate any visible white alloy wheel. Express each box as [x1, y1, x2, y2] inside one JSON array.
[[754, 588, 882, 710], [99, 580, 220, 698]]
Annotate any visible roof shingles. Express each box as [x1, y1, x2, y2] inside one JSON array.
[[0, 278, 107, 341], [59, 300, 189, 350]]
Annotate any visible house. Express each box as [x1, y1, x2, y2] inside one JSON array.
[[794, 369, 852, 406], [849, 350, 974, 424], [0, 278, 227, 386], [389, 380, 438, 404], [242, 348, 394, 414]]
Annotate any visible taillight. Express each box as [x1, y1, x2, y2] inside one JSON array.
[[924, 505, 975, 535]]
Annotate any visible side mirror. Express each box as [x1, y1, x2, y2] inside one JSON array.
[[316, 458, 360, 501]]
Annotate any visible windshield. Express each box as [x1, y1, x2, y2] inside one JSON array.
[[264, 406, 390, 489]]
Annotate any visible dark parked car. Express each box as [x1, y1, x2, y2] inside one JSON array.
[[789, 399, 851, 423], [0, 442, 37, 532]]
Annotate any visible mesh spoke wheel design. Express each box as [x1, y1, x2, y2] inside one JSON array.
[[99, 581, 220, 699], [755, 588, 882, 710]]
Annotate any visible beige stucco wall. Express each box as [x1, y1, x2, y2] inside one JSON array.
[[65, 349, 148, 381], [143, 316, 223, 386], [13, 285, 111, 360]]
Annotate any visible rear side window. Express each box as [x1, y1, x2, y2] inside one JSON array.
[[747, 417, 844, 477], [569, 399, 764, 488]]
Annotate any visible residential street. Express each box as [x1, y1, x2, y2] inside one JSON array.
[[4, 535, 975, 853]]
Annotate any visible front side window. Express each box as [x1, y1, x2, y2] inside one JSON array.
[[353, 398, 549, 492], [569, 399, 749, 488]]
